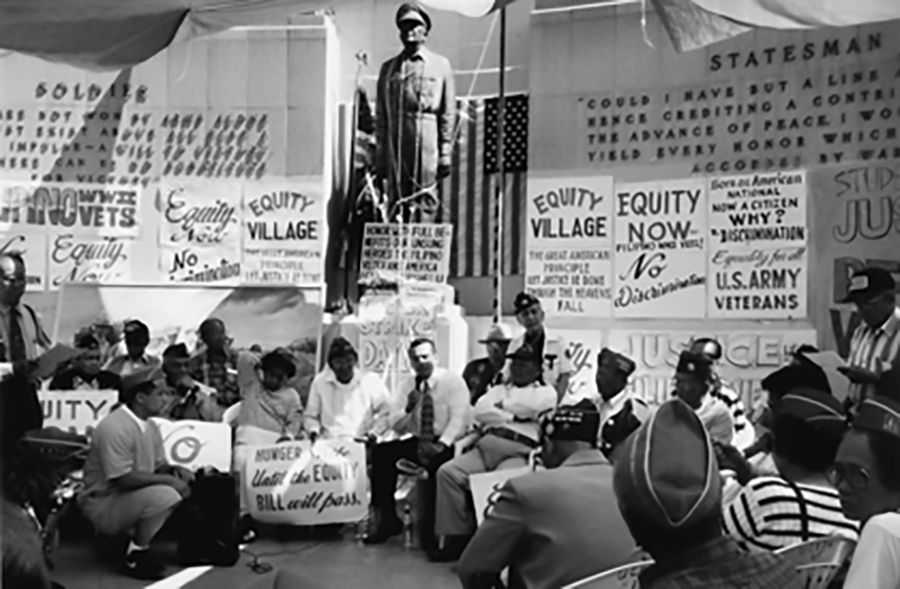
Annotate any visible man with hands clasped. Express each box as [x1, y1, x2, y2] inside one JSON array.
[[365, 337, 468, 549]]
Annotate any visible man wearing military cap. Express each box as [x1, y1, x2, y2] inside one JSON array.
[[375, 2, 456, 223], [673, 350, 735, 445], [592, 347, 651, 459], [457, 400, 637, 589], [689, 337, 752, 449], [434, 343, 556, 560], [77, 365, 192, 580], [462, 323, 513, 405], [104, 319, 161, 378], [505, 292, 572, 401], [49, 330, 122, 391], [840, 266, 900, 408], [613, 399, 796, 588], [835, 395, 900, 587]]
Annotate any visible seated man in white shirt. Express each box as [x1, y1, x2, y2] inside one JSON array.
[[673, 351, 735, 446], [304, 337, 392, 440], [689, 338, 753, 450], [592, 347, 651, 459], [433, 344, 557, 561]]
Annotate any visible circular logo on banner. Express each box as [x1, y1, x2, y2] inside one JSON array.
[[164, 424, 206, 464]]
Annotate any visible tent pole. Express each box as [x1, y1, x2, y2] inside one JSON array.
[[493, 7, 507, 325]]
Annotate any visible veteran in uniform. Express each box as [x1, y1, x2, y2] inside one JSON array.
[[462, 323, 512, 405], [457, 401, 638, 589], [376, 2, 456, 222], [673, 351, 735, 446], [592, 347, 651, 459], [433, 345, 556, 560], [505, 292, 572, 401]]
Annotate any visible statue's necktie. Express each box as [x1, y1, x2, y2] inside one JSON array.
[[418, 376, 435, 440], [8, 307, 26, 364]]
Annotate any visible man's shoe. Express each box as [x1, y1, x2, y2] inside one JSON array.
[[363, 517, 403, 544], [123, 549, 165, 581]]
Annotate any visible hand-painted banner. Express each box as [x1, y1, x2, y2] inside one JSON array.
[[157, 180, 241, 284], [708, 170, 807, 248], [357, 289, 441, 376], [606, 327, 817, 408], [47, 233, 134, 290], [242, 179, 325, 286], [613, 179, 707, 318], [39, 389, 117, 435], [553, 328, 608, 404], [525, 176, 614, 317], [0, 230, 47, 291], [244, 439, 368, 525], [359, 223, 453, 284], [708, 245, 808, 319], [151, 418, 232, 472], [0, 182, 140, 237]]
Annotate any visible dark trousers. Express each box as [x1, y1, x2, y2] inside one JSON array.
[[370, 437, 454, 548]]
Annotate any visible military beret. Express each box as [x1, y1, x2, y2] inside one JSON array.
[[513, 291, 541, 314], [163, 343, 190, 359], [854, 396, 900, 439], [776, 387, 847, 434], [613, 399, 721, 531], [598, 348, 636, 377], [327, 336, 358, 361], [123, 319, 150, 338], [761, 363, 831, 398], [74, 330, 100, 349], [395, 2, 431, 30], [120, 366, 165, 395], [540, 400, 600, 443], [675, 351, 712, 380]]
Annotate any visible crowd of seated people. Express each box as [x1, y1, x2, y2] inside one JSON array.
[[3, 277, 900, 588]]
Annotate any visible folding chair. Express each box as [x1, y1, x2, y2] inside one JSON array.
[[561, 560, 653, 589], [775, 536, 856, 589]]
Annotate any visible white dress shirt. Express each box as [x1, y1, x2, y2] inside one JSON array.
[[595, 389, 652, 446], [304, 367, 392, 439], [844, 511, 900, 589], [390, 366, 470, 447], [473, 381, 557, 442], [505, 328, 573, 389]]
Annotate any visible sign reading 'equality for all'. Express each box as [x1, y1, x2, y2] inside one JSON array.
[[525, 176, 614, 317], [360, 223, 453, 283]]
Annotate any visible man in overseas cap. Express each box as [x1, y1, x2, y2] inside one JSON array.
[[49, 330, 121, 391], [505, 291, 572, 401], [457, 400, 637, 589], [435, 344, 556, 560], [840, 266, 900, 408], [835, 395, 900, 587], [689, 338, 752, 449], [105, 319, 161, 378], [720, 387, 858, 551], [463, 323, 513, 404], [673, 350, 735, 445], [375, 2, 455, 223], [592, 347, 651, 459], [613, 399, 796, 588]]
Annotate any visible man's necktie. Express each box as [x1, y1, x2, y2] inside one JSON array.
[[8, 307, 26, 364], [418, 377, 435, 440]]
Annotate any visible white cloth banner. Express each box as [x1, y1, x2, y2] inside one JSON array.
[[244, 438, 368, 525], [39, 389, 118, 435], [470, 466, 532, 526], [150, 418, 232, 472], [692, 0, 900, 28]]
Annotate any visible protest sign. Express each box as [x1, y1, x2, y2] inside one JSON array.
[[47, 233, 135, 290], [0, 230, 47, 291], [613, 179, 707, 318], [241, 179, 325, 286], [553, 328, 608, 404], [151, 418, 232, 472], [360, 223, 452, 283], [708, 171, 807, 248], [707, 245, 808, 319], [525, 176, 614, 317], [157, 180, 242, 284], [39, 389, 117, 435], [471, 467, 533, 526], [0, 182, 141, 237], [606, 327, 817, 408], [244, 439, 367, 526]]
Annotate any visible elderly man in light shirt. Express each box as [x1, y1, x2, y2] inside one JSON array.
[[506, 292, 572, 402], [304, 337, 392, 441], [432, 344, 557, 561]]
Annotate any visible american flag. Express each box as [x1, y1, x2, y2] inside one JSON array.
[[334, 93, 529, 279]]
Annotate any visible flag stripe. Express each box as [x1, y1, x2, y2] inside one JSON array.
[[465, 103, 479, 276]]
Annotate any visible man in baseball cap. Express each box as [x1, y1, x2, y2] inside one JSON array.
[[506, 291, 572, 401], [463, 323, 513, 404], [457, 400, 637, 589], [840, 266, 900, 408], [613, 399, 796, 588], [673, 351, 735, 445]]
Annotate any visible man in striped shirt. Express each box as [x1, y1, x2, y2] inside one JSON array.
[[690, 338, 752, 449], [840, 267, 900, 409], [721, 387, 858, 552]]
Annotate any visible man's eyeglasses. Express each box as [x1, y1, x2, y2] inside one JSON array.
[[0, 275, 25, 285], [826, 462, 871, 491]]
